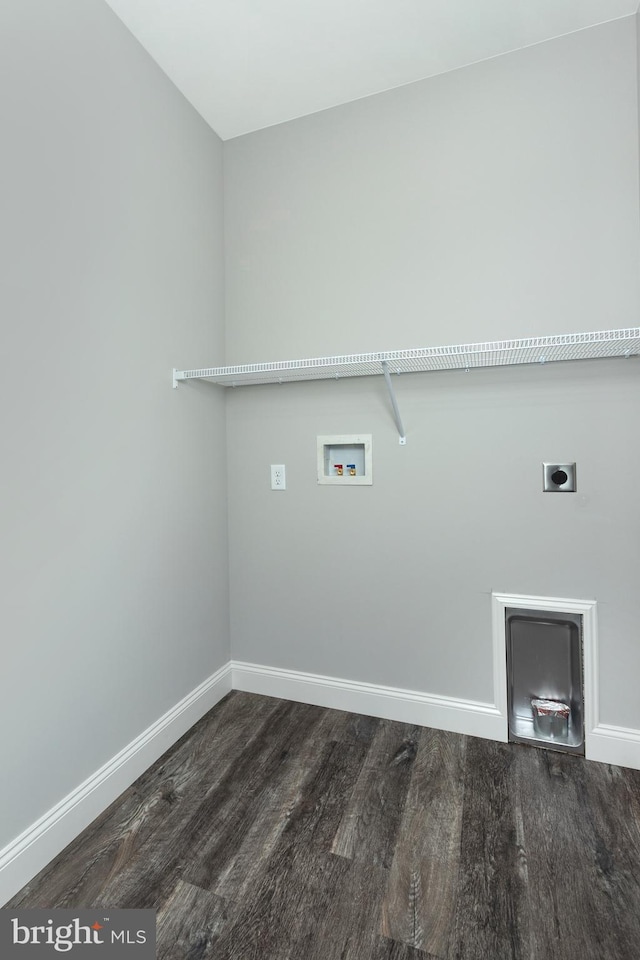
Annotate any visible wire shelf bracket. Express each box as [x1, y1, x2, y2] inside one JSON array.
[[381, 361, 406, 444]]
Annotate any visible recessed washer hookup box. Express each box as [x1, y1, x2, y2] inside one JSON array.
[[317, 434, 372, 485]]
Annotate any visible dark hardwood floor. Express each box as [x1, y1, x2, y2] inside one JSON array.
[[8, 691, 640, 959]]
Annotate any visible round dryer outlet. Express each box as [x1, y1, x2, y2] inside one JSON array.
[[543, 463, 576, 492]]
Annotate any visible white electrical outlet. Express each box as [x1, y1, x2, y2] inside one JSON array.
[[271, 464, 286, 490]]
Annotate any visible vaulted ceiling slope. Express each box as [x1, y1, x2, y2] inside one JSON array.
[[103, 0, 639, 140]]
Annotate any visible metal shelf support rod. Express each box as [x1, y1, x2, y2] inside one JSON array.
[[381, 361, 407, 445]]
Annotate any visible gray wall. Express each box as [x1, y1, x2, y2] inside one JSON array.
[[224, 17, 639, 363], [0, 0, 228, 850], [225, 18, 640, 728], [638, 12, 640, 202]]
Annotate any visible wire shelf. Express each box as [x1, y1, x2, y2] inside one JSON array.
[[174, 328, 640, 387]]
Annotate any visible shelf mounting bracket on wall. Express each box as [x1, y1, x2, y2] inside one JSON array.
[[381, 361, 407, 444]]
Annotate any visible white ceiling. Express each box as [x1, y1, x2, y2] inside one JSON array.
[[103, 0, 639, 140]]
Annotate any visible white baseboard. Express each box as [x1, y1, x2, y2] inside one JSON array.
[[232, 661, 640, 771], [586, 723, 640, 771], [0, 663, 232, 907], [231, 660, 507, 742]]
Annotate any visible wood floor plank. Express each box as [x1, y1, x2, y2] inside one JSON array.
[[446, 737, 530, 960], [321, 709, 381, 745], [182, 700, 328, 891], [272, 738, 368, 853], [574, 759, 640, 958], [212, 713, 339, 902], [209, 740, 367, 959], [296, 861, 390, 960], [515, 746, 640, 960], [215, 849, 350, 960], [332, 720, 418, 868], [155, 880, 232, 960], [372, 936, 443, 960], [381, 728, 466, 956]]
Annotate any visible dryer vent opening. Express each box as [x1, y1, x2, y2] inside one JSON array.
[[506, 607, 584, 756]]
